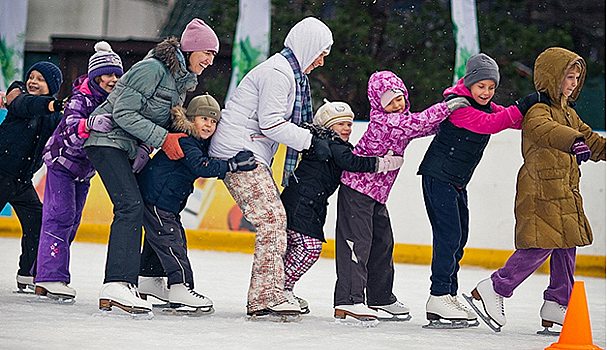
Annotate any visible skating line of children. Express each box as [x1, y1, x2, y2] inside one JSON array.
[[1, 15, 603, 332]]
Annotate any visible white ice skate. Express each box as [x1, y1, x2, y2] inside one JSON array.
[[15, 275, 35, 294], [369, 300, 412, 321], [537, 300, 566, 336], [463, 278, 505, 332], [34, 282, 76, 305], [163, 283, 214, 317], [452, 295, 479, 327], [285, 290, 309, 314], [334, 303, 380, 327], [138, 276, 170, 306], [248, 299, 302, 323], [97, 282, 153, 319], [423, 295, 469, 329]]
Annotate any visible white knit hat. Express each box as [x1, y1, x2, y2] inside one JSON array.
[[313, 99, 354, 128]]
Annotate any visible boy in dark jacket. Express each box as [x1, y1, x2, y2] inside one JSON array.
[[0, 62, 64, 292], [280, 99, 403, 314], [136, 94, 256, 315]]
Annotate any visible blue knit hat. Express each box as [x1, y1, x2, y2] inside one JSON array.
[[88, 41, 123, 81], [26, 61, 63, 95]]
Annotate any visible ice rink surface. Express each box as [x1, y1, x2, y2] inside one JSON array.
[[0, 236, 604, 350]]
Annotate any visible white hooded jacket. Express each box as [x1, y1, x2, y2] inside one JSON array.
[[209, 17, 333, 168]]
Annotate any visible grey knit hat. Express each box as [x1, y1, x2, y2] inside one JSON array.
[[463, 53, 500, 88], [186, 94, 221, 121]]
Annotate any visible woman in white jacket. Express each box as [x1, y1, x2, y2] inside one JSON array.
[[209, 17, 333, 320]]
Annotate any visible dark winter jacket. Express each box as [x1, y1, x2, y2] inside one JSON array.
[[0, 92, 62, 183], [137, 106, 230, 215], [281, 125, 376, 241], [42, 75, 108, 181], [84, 37, 198, 159], [418, 78, 525, 188]]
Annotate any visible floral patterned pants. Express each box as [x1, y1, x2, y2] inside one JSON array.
[[223, 164, 288, 312]]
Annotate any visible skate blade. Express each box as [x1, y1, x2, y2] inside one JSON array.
[[422, 319, 470, 329], [13, 289, 36, 295], [462, 293, 502, 332], [162, 306, 215, 317], [334, 317, 379, 328], [247, 311, 302, 323], [28, 294, 75, 305], [94, 308, 154, 320], [467, 319, 480, 327], [536, 326, 560, 336], [376, 312, 412, 322]]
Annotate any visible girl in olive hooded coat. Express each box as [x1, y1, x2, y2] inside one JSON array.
[[470, 47, 605, 331]]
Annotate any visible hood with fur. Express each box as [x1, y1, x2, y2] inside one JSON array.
[[170, 105, 201, 139]]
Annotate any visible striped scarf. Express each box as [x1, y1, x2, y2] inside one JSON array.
[[280, 47, 313, 187]]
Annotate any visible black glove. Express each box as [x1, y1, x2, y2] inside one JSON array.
[[7, 81, 26, 94], [52, 97, 67, 112], [515, 91, 550, 115], [308, 135, 331, 161], [228, 150, 257, 172]]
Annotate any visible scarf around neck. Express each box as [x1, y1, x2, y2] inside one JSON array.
[[280, 46, 313, 187]]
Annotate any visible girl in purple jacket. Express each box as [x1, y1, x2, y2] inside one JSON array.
[[34, 42, 123, 302], [333, 70, 469, 322], [417, 53, 546, 328]]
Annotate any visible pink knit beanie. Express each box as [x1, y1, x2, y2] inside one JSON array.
[[180, 18, 219, 53]]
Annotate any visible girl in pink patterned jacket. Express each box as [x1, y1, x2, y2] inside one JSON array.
[[333, 70, 469, 322]]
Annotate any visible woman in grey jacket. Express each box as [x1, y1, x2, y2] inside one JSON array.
[[209, 17, 333, 321], [83, 18, 219, 316]]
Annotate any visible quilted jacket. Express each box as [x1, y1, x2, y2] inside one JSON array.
[[514, 47, 606, 249]]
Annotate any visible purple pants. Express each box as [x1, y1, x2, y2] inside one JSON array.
[[36, 166, 89, 283], [491, 247, 576, 306]]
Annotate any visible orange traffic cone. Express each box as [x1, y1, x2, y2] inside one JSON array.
[[545, 281, 604, 350]]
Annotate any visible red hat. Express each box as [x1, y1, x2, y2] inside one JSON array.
[[180, 18, 219, 53]]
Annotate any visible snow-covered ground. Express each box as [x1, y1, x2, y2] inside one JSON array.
[[0, 236, 604, 350]]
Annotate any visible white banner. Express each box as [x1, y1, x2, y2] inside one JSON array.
[[451, 0, 480, 84], [226, 0, 271, 102], [0, 0, 28, 91]]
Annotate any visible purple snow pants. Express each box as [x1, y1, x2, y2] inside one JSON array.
[[36, 165, 90, 283], [491, 247, 576, 306]]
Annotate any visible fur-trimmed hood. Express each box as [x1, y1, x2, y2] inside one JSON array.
[[150, 37, 183, 74], [170, 105, 201, 139]]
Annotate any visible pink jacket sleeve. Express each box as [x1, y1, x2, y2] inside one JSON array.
[[449, 103, 523, 134], [390, 101, 451, 139]]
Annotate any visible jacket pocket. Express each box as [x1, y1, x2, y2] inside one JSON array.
[[537, 168, 568, 200]]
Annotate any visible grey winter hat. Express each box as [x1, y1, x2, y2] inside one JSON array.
[[186, 93, 221, 121], [463, 53, 500, 88]]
